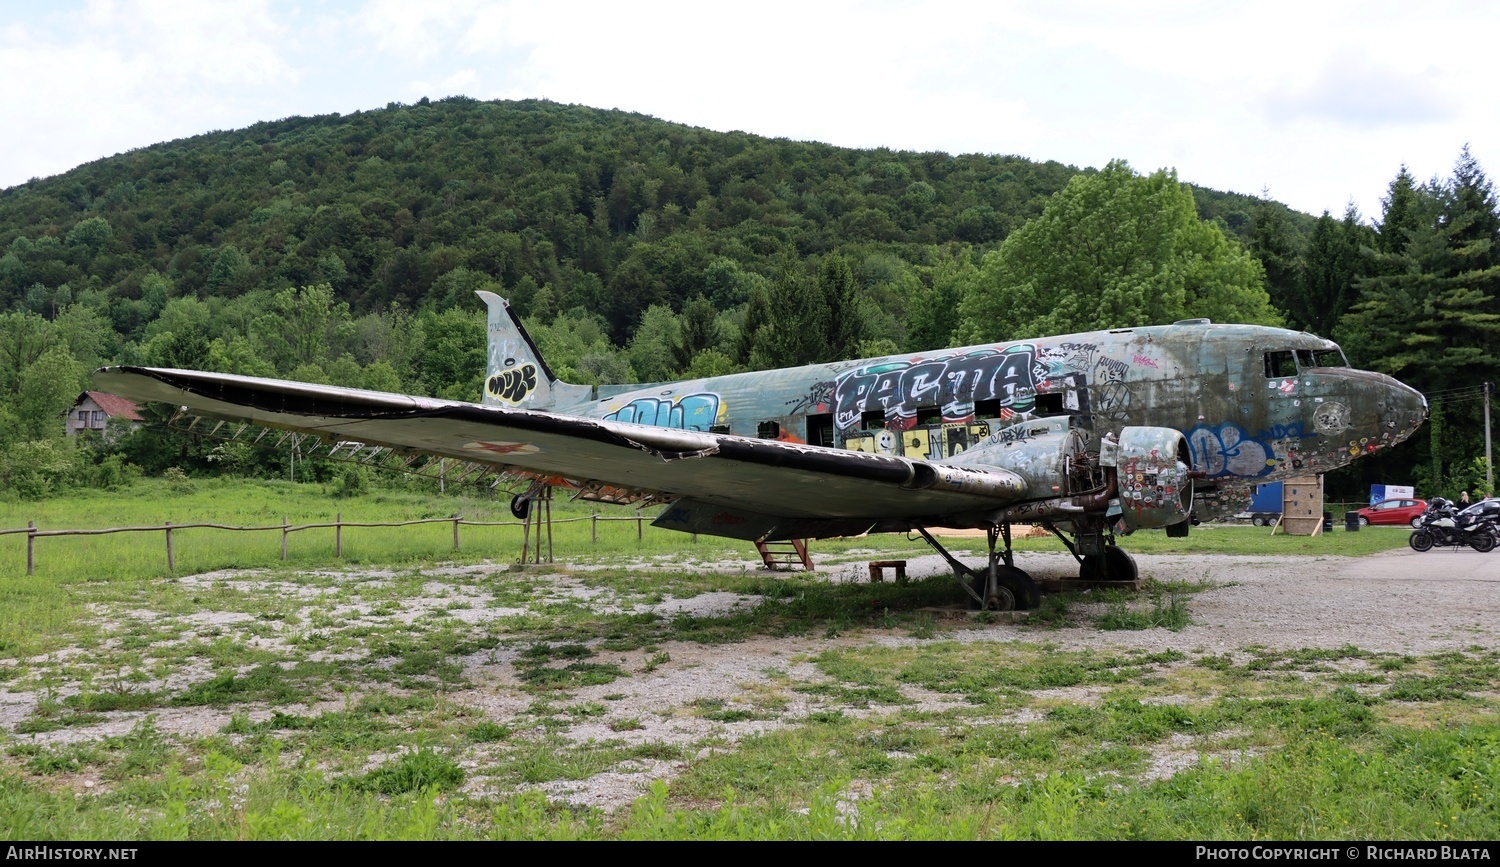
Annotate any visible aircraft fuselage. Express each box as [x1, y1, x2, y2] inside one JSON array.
[[548, 320, 1426, 517]]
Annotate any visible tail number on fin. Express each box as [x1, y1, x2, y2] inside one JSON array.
[[487, 363, 538, 404]]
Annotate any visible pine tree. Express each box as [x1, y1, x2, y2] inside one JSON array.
[[1250, 190, 1304, 316], [817, 254, 864, 362]]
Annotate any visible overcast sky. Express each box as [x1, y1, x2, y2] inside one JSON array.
[[2, 0, 1494, 222]]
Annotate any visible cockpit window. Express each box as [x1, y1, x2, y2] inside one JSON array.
[[1266, 348, 1349, 377], [1264, 350, 1297, 378], [1297, 348, 1349, 369]]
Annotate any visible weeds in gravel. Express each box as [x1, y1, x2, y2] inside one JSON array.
[[0, 483, 1493, 840]]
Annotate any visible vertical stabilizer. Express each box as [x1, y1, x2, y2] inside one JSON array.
[[476, 291, 589, 410]]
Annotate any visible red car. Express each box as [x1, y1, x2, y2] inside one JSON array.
[[1352, 498, 1429, 527]]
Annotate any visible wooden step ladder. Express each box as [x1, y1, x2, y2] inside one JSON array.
[[755, 538, 813, 571]]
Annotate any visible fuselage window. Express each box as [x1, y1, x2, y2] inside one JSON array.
[[757, 421, 781, 439], [915, 406, 941, 426], [860, 409, 886, 429], [1264, 350, 1297, 378], [710, 424, 731, 435], [973, 398, 1001, 419], [807, 413, 834, 447], [1034, 392, 1065, 415]]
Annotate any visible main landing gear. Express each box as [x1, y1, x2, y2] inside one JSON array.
[[1043, 521, 1140, 583], [916, 525, 1041, 612]]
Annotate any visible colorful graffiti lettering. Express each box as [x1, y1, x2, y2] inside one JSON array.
[[603, 392, 721, 431], [1132, 354, 1160, 369], [487, 363, 538, 404], [832, 346, 1037, 431], [1188, 423, 1276, 478]]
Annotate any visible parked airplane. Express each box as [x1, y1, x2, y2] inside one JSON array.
[[94, 291, 1427, 610]]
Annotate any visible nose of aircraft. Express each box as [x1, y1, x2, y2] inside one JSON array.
[[1382, 376, 1428, 447]]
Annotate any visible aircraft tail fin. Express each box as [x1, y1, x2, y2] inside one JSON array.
[[476, 290, 590, 410]]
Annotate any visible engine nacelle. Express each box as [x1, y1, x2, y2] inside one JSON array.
[[1101, 426, 1194, 531]]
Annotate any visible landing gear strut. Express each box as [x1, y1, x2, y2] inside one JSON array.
[[916, 525, 1040, 611]]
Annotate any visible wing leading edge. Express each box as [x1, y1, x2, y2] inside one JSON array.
[[93, 367, 1030, 535]]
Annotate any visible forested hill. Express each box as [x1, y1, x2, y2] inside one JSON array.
[[0, 96, 1282, 345]]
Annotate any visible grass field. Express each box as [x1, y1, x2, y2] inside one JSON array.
[[2, 478, 1491, 841]]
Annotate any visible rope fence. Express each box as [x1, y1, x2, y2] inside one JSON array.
[[1, 512, 660, 576]]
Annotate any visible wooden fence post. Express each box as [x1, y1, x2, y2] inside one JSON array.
[[637, 514, 643, 541], [591, 513, 597, 544], [281, 516, 289, 560], [335, 512, 342, 558], [165, 521, 174, 572], [453, 514, 460, 551], [26, 520, 35, 576]]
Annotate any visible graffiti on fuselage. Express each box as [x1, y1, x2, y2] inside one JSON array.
[[1188, 423, 1277, 478], [845, 422, 993, 458], [786, 380, 836, 416], [604, 392, 721, 431], [832, 346, 1039, 431]]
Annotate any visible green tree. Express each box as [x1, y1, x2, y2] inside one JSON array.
[[628, 305, 682, 383], [957, 161, 1279, 342], [1376, 165, 1425, 256], [253, 283, 353, 372], [672, 296, 722, 371], [1249, 190, 1304, 317], [1337, 152, 1500, 492], [1292, 204, 1373, 336], [756, 260, 828, 367], [818, 253, 865, 361], [13, 345, 86, 439], [905, 253, 977, 350]]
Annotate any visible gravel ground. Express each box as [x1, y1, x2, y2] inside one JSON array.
[[4, 541, 1497, 813]]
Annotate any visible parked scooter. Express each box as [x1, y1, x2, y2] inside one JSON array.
[[1409, 498, 1500, 552]]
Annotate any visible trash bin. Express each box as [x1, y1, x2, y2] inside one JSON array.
[[1323, 512, 1333, 533], [1344, 511, 1360, 532]]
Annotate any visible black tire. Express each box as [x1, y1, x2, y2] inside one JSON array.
[[1081, 545, 1140, 583], [1103, 545, 1139, 583], [1471, 532, 1497, 553], [1409, 517, 1423, 529], [1409, 530, 1434, 552], [1251, 516, 1266, 527], [510, 495, 531, 520], [968, 565, 1040, 611], [1360, 516, 1371, 527]]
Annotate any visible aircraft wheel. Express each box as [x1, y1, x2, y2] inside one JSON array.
[[967, 565, 1039, 611], [1409, 530, 1434, 552], [1081, 545, 1139, 583], [510, 495, 531, 520], [1471, 532, 1497, 553], [1104, 544, 1139, 582]]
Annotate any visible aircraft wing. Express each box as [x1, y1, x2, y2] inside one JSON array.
[[94, 367, 1029, 540]]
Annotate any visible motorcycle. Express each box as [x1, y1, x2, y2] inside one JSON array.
[[1409, 498, 1500, 552]]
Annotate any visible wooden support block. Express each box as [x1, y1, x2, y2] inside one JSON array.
[[868, 560, 907, 583]]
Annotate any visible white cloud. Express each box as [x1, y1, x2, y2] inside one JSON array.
[[1, 0, 1496, 222]]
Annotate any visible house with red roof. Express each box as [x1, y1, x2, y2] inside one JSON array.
[[66, 391, 143, 438]]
